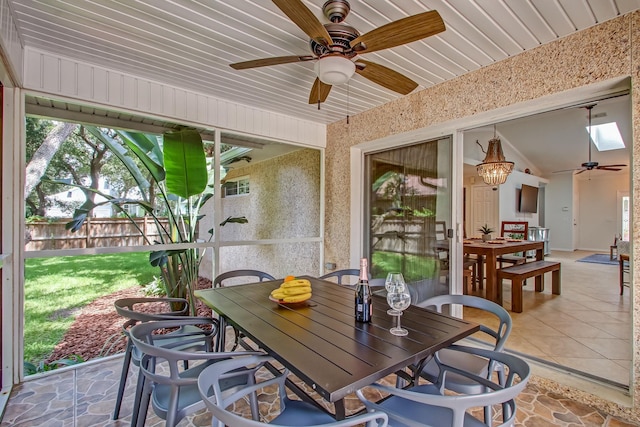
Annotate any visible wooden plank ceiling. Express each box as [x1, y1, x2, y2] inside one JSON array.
[[10, 0, 640, 125]]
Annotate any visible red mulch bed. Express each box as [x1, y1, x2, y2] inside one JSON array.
[[45, 278, 213, 363]]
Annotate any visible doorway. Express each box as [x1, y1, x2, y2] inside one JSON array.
[[462, 95, 632, 388], [363, 136, 453, 303]]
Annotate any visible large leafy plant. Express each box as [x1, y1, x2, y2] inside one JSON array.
[[59, 126, 244, 314]]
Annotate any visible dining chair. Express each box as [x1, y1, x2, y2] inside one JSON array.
[[357, 345, 530, 427], [619, 250, 630, 295], [213, 269, 276, 288], [213, 269, 276, 350], [414, 294, 512, 424], [130, 318, 264, 427], [197, 354, 389, 427], [113, 297, 203, 424], [319, 269, 360, 285], [436, 221, 479, 291], [497, 221, 529, 268]]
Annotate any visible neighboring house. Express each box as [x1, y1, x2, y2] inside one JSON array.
[[45, 178, 146, 218], [46, 185, 111, 218]]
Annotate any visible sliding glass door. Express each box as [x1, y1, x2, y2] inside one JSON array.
[[364, 136, 452, 304]]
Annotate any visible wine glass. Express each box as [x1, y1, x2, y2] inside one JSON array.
[[385, 272, 406, 316], [386, 283, 412, 336]]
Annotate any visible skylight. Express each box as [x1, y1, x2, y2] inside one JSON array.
[[587, 122, 625, 151]]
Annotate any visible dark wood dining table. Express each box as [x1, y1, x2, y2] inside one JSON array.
[[464, 239, 544, 303], [195, 277, 479, 420]]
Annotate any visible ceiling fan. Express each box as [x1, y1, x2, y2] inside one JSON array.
[[553, 104, 627, 174], [229, 0, 445, 105]]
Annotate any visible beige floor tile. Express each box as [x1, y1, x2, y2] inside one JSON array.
[[611, 358, 632, 370], [573, 300, 630, 313], [572, 337, 632, 360], [504, 335, 548, 357], [523, 335, 603, 358], [591, 322, 630, 340], [564, 310, 626, 324], [552, 357, 631, 385], [550, 322, 618, 339], [478, 250, 633, 386]]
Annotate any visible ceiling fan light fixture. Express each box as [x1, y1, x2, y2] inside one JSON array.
[[314, 56, 355, 85], [476, 137, 514, 185]]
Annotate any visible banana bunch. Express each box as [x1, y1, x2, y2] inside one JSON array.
[[270, 278, 312, 303]]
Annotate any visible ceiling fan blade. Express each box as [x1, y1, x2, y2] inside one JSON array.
[[355, 60, 418, 95], [308, 78, 332, 104], [552, 168, 580, 174], [272, 0, 332, 47], [230, 55, 315, 70], [575, 169, 588, 175], [596, 166, 623, 171], [598, 164, 627, 168], [350, 10, 445, 54]]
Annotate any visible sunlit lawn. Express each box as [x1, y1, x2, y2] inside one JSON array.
[[24, 252, 157, 364], [371, 251, 438, 282]]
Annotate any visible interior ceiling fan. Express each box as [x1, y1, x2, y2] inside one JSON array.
[[229, 0, 445, 105], [553, 104, 627, 174]]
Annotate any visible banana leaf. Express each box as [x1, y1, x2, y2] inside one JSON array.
[[163, 130, 207, 198], [116, 130, 165, 183], [84, 126, 151, 199]]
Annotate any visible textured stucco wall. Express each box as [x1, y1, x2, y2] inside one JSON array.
[[325, 12, 640, 418], [199, 148, 321, 280]]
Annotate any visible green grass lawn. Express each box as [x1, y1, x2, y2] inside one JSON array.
[[24, 252, 157, 365], [371, 251, 438, 283]]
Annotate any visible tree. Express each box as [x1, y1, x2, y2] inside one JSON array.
[[24, 121, 77, 199], [25, 118, 150, 218]]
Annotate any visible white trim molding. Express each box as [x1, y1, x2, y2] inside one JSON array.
[[23, 47, 325, 149], [0, 0, 23, 87]]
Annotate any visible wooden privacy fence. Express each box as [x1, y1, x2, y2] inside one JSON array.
[[25, 217, 170, 251]]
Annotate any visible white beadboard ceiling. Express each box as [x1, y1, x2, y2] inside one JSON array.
[[10, 0, 640, 125], [10, 0, 638, 177]]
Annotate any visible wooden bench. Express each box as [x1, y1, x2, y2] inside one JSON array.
[[497, 260, 561, 313]]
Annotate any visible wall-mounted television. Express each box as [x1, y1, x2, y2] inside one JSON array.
[[519, 184, 539, 213]]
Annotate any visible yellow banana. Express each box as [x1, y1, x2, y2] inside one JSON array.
[[270, 291, 286, 299], [281, 279, 311, 288], [282, 292, 312, 303], [283, 286, 312, 296]]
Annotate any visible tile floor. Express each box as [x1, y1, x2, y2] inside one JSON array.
[[465, 250, 632, 387], [2, 351, 639, 427], [1, 250, 637, 426]]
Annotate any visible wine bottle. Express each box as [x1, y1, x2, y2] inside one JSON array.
[[355, 257, 372, 323]]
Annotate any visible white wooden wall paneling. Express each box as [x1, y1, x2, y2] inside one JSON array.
[[0, 0, 23, 86], [24, 47, 326, 148]]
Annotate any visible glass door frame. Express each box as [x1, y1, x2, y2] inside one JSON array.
[[349, 129, 466, 299]]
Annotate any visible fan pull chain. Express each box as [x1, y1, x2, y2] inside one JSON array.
[[346, 82, 350, 124]]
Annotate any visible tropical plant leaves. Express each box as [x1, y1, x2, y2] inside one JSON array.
[[163, 130, 207, 198], [220, 216, 249, 226], [84, 126, 151, 199], [116, 130, 165, 183], [149, 249, 186, 267]]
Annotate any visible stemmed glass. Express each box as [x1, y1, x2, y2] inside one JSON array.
[[386, 280, 412, 336], [385, 272, 406, 316]]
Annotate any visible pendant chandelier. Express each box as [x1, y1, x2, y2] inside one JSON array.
[[476, 127, 514, 186]]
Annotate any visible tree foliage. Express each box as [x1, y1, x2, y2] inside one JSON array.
[[25, 117, 149, 218]]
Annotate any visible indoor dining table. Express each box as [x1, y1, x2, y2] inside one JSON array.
[[195, 277, 479, 420], [464, 239, 544, 303]]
